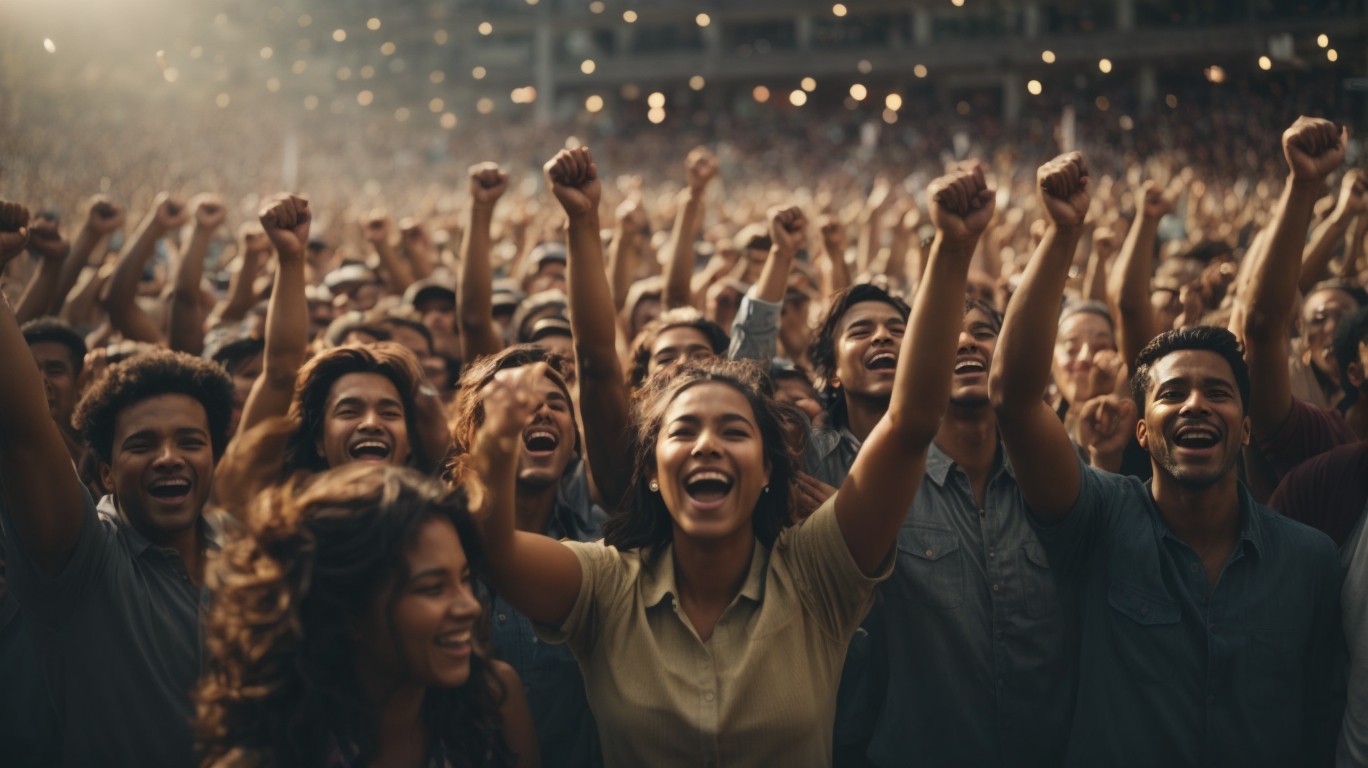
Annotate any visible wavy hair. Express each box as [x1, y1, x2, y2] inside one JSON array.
[[604, 358, 797, 564], [196, 464, 507, 768], [806, 284, 909, 430], [626, 307, 729, 389]]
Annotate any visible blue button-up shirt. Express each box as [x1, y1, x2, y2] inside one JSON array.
[[489, 460, 608, 768], [1033, 464, 1345, 768], [863, 442, 1074, 768]]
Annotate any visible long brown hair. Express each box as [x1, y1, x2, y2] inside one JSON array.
[[196, 464, 508, 768]]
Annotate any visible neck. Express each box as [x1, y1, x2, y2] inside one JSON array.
[[934, 402, 998, 501], [843, 391, 890, 443], [1150, 465, 1242, 551], [671, 527, 754, 611], [1346, 397, 1368, 440], [514, 480, 559, 535], [123, 499, 208, 588], [366, 678, 429, 768]]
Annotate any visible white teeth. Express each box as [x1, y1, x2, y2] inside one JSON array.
[[687, 470, 732, 484], [151, 479, 190, 488], [436, 632, 471, 646], [352, 441, 388, 452]]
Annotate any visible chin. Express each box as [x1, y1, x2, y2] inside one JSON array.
[[950, 392, 989, 408], [515, 469, 561, 490]]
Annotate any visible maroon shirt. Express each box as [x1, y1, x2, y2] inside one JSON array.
[[1269, 440, 1368, 548], [1257, 396, 1359, 478]]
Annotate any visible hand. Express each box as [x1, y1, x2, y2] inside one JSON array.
[[1083, 349, 1127, 402], [616, 194, 648, 234], [26, 216, 68, 261], [927, 164, 996, 245], [83, 196, 125, 235], [399, 217, 430, 249], [793, 472, 838, 521], [239, 222, 272, 255], [684, 146, 719, 193], [865, 175, 892, 215], [768, 205, 807, 255], [258, 193, 312, 260], [152, 193, 190, 230], [1334, 168, 1368, 219], [1139, 179, 1178, 222], [543, 147, 601, 218], [1092, 226, 1118, 259], [1176, 280, 1204, 329], [475, 363, 544, 456], [0, 201, 31, 268], [1076, 394, 1137, 465], [1283, 117, 1347, 182], [190, 194, 227, 232], [364, 211, 392, 245], [469, 162, 509, 208], [817, 214, 846, 249], [1037, 152, 1091, 230]]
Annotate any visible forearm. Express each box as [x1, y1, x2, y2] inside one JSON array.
[[1246, 177, 1320, 342], [216, 250, 265, 324], [459, 206, 502, 361], [753, 246, 795, 304], [168, 228, 212, 354], [373, 239, 415, 291], [822, 236, 851, 294], [664, 190, 704, 308], [890, 236, 973, 438], [102, 215, 167, 344], [606, 229, 636, 311], [996, 226, 1082, 413], [1108, 217, 1158, 361], [1299, 211, 1352, 295], [238, 259, 307, 435], [887, 227, 912, 291], [855, 216, 877, 275], [60, 267, 108, 327], [51, 227, 103, 314], [14, 257, 63, 324]]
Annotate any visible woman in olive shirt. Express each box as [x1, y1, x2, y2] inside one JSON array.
[[467, 149, 995, 767]]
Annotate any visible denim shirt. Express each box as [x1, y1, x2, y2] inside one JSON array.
[[728, 293, 781, 364], [489, 460, 608, 768], [864, 442, 1074, 768], [1034, 464, 1345, 768]]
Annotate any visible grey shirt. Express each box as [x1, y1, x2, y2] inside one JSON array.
[[865, 442, 1073, 768], [2, 487, 211, 767], [1034, 463, 1344, 768], [727, 293, 781, 364]]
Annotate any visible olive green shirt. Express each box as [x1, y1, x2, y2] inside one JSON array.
[[537, 494, 892, 767]]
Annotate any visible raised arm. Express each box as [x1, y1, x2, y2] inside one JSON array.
[[989, 153, 1092, 522], [473, 364, 584, 627], [1080, 225, 1115, 303], [14, 216, 69, 324], [0, 201, 85, 576], [102, 193, 187, 345], [837, 167, 994, 575], [607, 194, 647, 311], [1242, 118, 1346, 441], [1299, 169, 1365, 294], [365, 213, 416, 291], [544, 148, 634, 510], [458, 163, 509, 364], [210, 224, 271, 327], [237, 194, 311, 437], [753, 206, 804, 304], [168, 195, 225, 355], [399, 218, 436, 280], [855, 176, 892, 276], [663, 147, 717, 309], [1108, 181, 1176, 368], [817, 214, 851, 297], [51, 197, 124, 315]]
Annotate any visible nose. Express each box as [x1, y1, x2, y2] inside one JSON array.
[[1179, 390, 1211, 417], [358, 408, 384, 432], [153, 442, 186, 469], [957, 330, 977, 353], [690, 426, 723, 458], [449, 581, 483, 622], [872, 324, 895, 345]]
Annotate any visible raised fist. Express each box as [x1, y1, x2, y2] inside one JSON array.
[[768, 205, 808, 255], [468, 162, 509, 208], [616, 194, 648, 234], [1037, 152, 1091, 229], [153, 193, 190, 230], [364, 212, 393, 245], [0, 201, 31, 268], [26, 216, 68, 261], [1283, 116, 1347, 182], [1335, 168, 1368, 218], [927, 164, 996, 245], [190, 194, 227, 231], [259, 193, 312, 260], [1092, 226, 1118, 259], [543, 146, 601, 218], [476, 363, 544, 453], [399, 217, 430, 248], [84, 196, 125, 235], [684, 146, 719, 193], [239, 222, 271, 254], [1139, 179, 1178, 222]]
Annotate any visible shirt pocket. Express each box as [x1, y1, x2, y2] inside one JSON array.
[[896, 527, 964, 609], [1243, 629, 1302, 710], [1019, 541, 1059, 619], [1107, 579, 1184, 683]]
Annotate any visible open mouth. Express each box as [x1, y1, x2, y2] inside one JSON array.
[[866, 350, 898, 371], [953, 356, 987, 375], [522, 428, 560, 457], [349, 439, 392, 462], [147, 477, 191, 502], [1173, 425, 1221, 450], [435, 629, 472, 658], [683, 469, 735, 507]]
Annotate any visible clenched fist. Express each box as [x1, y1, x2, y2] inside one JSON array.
[[364, 212, 393, 245], [928, 163, 996, 245], [84, 196, 125, 236], [0, 201, 31, 268], [544, 147, 601, 218], [1037, 152, 1091, 230], [684, 146, 719, 193], [768, 206, 807, 256], [152, 193, 190, 230], [1283, 116, 1347, 182], [259, 193, 311, 260], [469, 162, 510, 209], [26, 216, 68, 261], [191, 194, 227, 231]]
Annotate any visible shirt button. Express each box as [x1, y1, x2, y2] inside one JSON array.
[[498, 614, 507, 622], [1190, 563, 1199, 573], [988, 549, 995, 557], [992, 583, 1000, 592], [704, 692, 715, 702], [978, 509, 985, 517], [925, 549, 934, 557]]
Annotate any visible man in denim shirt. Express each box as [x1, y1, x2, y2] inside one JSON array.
[[991, 149, 1343, 767]]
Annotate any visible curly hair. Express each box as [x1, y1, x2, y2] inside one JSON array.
[[604, 358, 797, 564], [73, 349, 234, 464], [806, 284, 909, 429], [196, 464, 508, 768], [626, 307, 729, 389], [446, 344, 577, 486], [282, 343, 432, 477]]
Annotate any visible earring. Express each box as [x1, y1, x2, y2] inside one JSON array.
[[649, 480, 659, 492], [763, 485, 770, 493]]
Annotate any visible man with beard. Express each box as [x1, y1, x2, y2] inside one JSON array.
[[1, 196, 236, 767], [990, 152, 1343, 766]]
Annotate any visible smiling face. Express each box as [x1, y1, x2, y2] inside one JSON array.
[[1052, 312, 1116, 404], [648, 326, 717, 378], [1303, 288, 1357, 383], [513, 371, 578, 491], [29, 340, 80, 429], [1136, 349, 1249, 489], [951, 308, 1000, 408], [356, 517, 482, 690], [832, 301, 906, 400], [100, 393, 215, 541], [316, 372, 412, 469], [652, 382, 769, 544]]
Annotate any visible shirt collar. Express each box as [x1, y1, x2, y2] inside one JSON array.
[[98, 494, 222, 559], [641, 538, 770, 610], [1147, 482, 1265, 558], [925, 440, 1015, 487], [550, 459, 603, 540]]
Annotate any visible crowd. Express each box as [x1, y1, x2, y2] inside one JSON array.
[[1, 87, 1368, 768]]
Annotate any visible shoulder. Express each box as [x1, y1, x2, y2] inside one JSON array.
[[1253, 501, 1340, 566]]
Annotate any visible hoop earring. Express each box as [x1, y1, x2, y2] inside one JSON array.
[[649, 480, 659, 492]]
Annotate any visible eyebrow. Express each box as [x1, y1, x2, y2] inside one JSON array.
[[407, 567, 450, 583], [1155, 376, 1235, 391], [120, 426, 208, 448], [669, 412, 755, 427], [968, 322, 998, 334], [333, 395, 403, 410]]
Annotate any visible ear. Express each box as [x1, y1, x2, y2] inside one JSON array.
[[1134, 414, 1149, 450], [1239, 414, 1251, 448], [762, 458, 772, 491], [315, 435, 326, 460], [98, 462, 115, 497], [1349, 359, 1366, 391]]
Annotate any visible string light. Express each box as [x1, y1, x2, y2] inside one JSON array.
[[849, 84, 867, 100]]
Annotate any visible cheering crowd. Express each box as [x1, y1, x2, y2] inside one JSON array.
[[0, 106, 1366, 768]]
